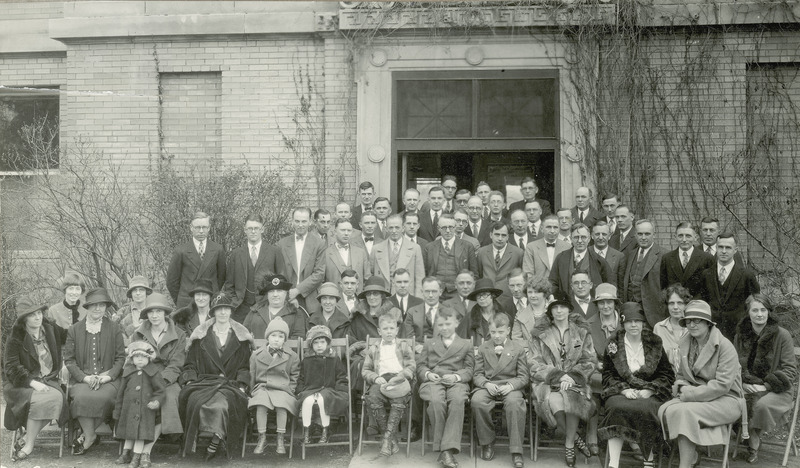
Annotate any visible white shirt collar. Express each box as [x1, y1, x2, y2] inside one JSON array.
[[718, 258, 735, 272], [679, 246, 694, 258], [493, 245, 507, 257]]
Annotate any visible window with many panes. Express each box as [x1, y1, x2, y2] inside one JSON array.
[[0, 87, 60, 173]]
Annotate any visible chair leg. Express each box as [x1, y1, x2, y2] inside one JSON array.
[[59, 425, 64, 458], [288, 415, 294, 459], [406, 398, 412, 458], [420, 401, 426, 456], [241, 417, 248, 458], [358, 398, 365, 456], [533, 415, 539, 461]]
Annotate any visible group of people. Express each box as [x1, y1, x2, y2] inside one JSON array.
[[3, 176, 797, 468]]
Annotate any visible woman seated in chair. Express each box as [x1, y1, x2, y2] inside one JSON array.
[[3, 296, 69, 461], [467, 278, 512, 343], [347, 276, 398, 391], [178, 293, 253, 461], [598, 303, 675, 468], [529, 295, 598, 467], [245, 275, 307, 341], [733, 294, 798, 464], [64, 288, 126, 455], [658, 300, 744, 468], [511, 277, 551, 347]]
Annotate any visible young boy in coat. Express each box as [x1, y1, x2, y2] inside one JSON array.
[[114, 341, 166, 468], [362, 313, 416, 457], [471, 313, 529, 468], [417, 309, 474, 468]]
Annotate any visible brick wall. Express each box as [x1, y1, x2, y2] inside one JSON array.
[[160, 71, 222, 165]]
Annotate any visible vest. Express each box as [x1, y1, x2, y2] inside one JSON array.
[[244, 259, 257, 305], [627, 253, 644, 302], [436, 245, 459, 289]]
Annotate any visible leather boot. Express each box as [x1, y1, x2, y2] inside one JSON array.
[[385, 403, 406, 456], [127, 453, 141, 468], [302, 427, 311, 444], [370, 405, 388, 434], [318, 427, 329, 444], [276, 433, 286, 454], [253, 433, 268, 454], [115, 449, 133, 465]]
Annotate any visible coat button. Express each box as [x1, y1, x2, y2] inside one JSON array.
[[138, 371, 142, 375], [219, 373, 224, 377], [135, 386, 141, 391]]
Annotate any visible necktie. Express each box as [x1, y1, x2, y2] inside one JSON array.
[[577, 298, 590, 305], [530, 226, 537, 238], [399, 297, 405, 314], [495, 250, 501, 267], [706, 245, 713, 254], [637, 249, 645, 263], [433, 211, 440, 228], [719, 266, 728, 284], [364, 236, 374, 242], [516, 299, 523, 312], [574, 254, 582, 267], [681, 251, 689, 268], [580, 211, 585, 222], [546, 242, 556, 248], [426, 307, 434, 325], [198, 240, 205, 259], [338, 243, 350, 250], [392, 241, 399, 258], [517, 236, 525, 249], [444, 241, 451, 254], [472, 223, 479, 236], [597, 249, 606, 258], [296, 234, 304, 242], [321, 233, 326, 241], [250, 245, 258, 266]]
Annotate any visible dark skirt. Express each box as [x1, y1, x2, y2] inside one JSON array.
[[598, 394, 664, 456], [198, 393, 229, 438], [296, 387, 349, 417], [70, 381, 119, 422]]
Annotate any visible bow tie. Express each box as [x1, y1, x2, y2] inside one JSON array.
[[546, 243, 556, 248], [577, 298, 590, 305], [364, 236, 374, 242], [268, 347, 284, 357], [296, 235, 305, 242], [337, 243, 349, 250]]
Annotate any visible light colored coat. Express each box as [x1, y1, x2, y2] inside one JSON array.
[[523, 238, 570, 282], [324, 243, 371, 292], [370, 237, 425, 296]]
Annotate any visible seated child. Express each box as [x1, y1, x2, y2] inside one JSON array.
[[296, 325, 349, 444], [417, 309, 474, 468], [248, 318, 300, 455], [114, 341, 166, 468], [471, 313, 530, 468], [362, 313, 416, 457]]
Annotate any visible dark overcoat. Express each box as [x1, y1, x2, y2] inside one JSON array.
[[296, 352, 349, 417], [113, 362, 166, 441]]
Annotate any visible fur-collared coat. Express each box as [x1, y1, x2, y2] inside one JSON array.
[[178, 319, 253, 458], [3, 318, 68, 430], [171, 302, 211, 337], [530, 317, 598, 427], [113, 362, 166, 441], [243, 303, 307, 341], [601, 330, 675, 402], [734, 316, 797, 394]]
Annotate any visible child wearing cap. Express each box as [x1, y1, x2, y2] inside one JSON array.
[[248, 318, 300, 455], [362, 313, 415, 457], [113, 341, 166, 468], [296, 325, 349, 444]]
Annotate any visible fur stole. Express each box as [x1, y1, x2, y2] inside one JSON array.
[[187, 318, 254, 351]]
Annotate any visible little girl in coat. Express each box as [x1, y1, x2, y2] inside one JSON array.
[[248, 318, 300, 455], [113, 341, 166, 468], [296, 325, 349, 444]]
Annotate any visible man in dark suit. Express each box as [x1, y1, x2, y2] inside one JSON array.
[[476, 222, 524, 284], [222, 213, 284, 322], [388, 268, 423, 322], [600, 193, 620, 235], [403, 212, 429, 250], [465, 196, 492, 247], [524, 200, 545, 240], [443, 270, 477, 339], [660, 222, 714, 297], [324, 218, 371, 291], [508, 210, 533, 250], [618, 219, 664, 327], [423, 214, 477, 300], [701, 232, 760, 339], [508, 177, 552, 218], [400, 187, 421, 218], [569, 270, 599, 319], [496, 268, 525, 319], [310, 208, 334, 246], [338, 269, 360, 317], [590, 221, 625, 284], [523, 215, 570, 282], [549, 223, 611, 298], [570, 186, 604, 229], [166, 211, 227, 309], [609, 204, 637, 256], [452, 208, 481, 251], [418, 185, 447, 242], [699, 216, 745, 264], [454, 189, 471, 211], [351, 211, 383, 256], [475, 181, 492, 219], [373, 196, 392, 239], [404, 276, 455, 347], [486, 191, 509, 225], [350, 181, 375, 227], [419, 175, 459, 214], [277, 207, 327, 314]]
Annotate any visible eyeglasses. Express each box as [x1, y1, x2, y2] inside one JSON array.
[[684, 318, 706, 326], [191, 225, 210, 230], [476, 292, 493, 298], [443, 185, 457, 190], [245, 227, 262, 232], [571, 281, 591, 287], [439, 226, 455, 230]]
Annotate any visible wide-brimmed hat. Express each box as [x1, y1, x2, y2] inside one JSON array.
[[306, 325, 332, 344], [262, 275, 293, 295], [265, 318, 290, 339], [139, 292, 173, 320], [620, 302, 646, 323], [15, 296, 47, 323], [127, 340, 156, 360], [316, 282, 341, 301], [679, 300, 716, 328], [592, 283, 619, 303], [126, 275, 153, 299], [467, 278, 503, 302], [82, 288, 117, 309], [189, 278, 214, 296], [209, 293, 235, 316], [380, 378, 411, 399], [358, 276, 390, 300]]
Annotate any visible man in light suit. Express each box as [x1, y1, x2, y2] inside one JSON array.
[[609, 204, 637, 256], [222, 213, 284, 322], [423, 214, 477, 300], [350, 181, 375, 227], [523, 215, 569, 282], [324, 218, 371, 292], [659, 222, 714, 297], [277, 207, 327, 314], [166, 211, 227, 309], [618, 219, 664, 327], [465, 196, 492, 247], [371, 214, 425, 296], [549, 223, 611, 298], [570, 186, 604, 229], [443, 270, 477, 339], [388, 268, 423, 322], [419, 185, 447, 242], [351, 211, 382, 256], [590, 221, 625, 284], [476, 222, 524, 285], [452, 209, 481, 251]]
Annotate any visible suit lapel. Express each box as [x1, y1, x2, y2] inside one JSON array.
[[200, 333, 226, 373], [683, 250, 701, 280], [282, 241, 298, 278], [398, 239, 413, 268], [722, 265, 743, 303], [328, 248, 346, 272]]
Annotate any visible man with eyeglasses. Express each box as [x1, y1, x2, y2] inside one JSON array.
[[523, 201, 544, 240], [569, 270, 598, 318], [167, 211, 227, 309], [452, 208, 480, 251], [549, 223, 610, 299], [508, 177, 552, 218], [222, 213, 285, 322], [423, 214, 477, 301], [454, 189, 471, 210], [465, 196, 492, 247]]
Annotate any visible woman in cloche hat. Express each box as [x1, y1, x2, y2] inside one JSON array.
[[4, 296, 69, 461], [658, 300, 746, 468], [46, 270, 87, 333], [246, 274, 307, 342], [307, 282, 351, 339], [113, 275, 154, 344], [171, 278, 214, 337]]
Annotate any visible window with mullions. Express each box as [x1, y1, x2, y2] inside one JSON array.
[[0, 87, 60, 172]]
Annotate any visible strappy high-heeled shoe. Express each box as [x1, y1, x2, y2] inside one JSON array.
[[565, 446, 576, 467]]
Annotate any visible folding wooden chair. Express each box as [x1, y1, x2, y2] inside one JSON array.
[[666, 422, 733, 468], [65, 381, 120, 456], [298, 336, 354, 459], [241, 338, 301, 458], [10, 420, 65, 458], [357, 336, 414, 457]]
